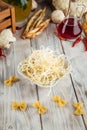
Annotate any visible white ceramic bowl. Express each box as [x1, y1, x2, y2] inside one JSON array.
[[17, 55, 71, 88]]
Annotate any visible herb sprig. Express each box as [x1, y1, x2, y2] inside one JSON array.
[[7, 0, 29, 9]]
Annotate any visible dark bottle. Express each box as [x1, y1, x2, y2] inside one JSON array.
[[57, 17, 82, 40], [57, 2, 85, 40]]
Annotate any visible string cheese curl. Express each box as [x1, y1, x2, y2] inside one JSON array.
[[18, 47, 71, 87]]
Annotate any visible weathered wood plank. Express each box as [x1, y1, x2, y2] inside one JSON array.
[[61, 40, 85, 60], [31, 23, 86, 130], [0, 19, 87, 130], [60, 29, 87, 128], [13, 30, 42, 130], [0, 18, 11, 31], [0, 8, 10, 21], [1, 29, 42, 130], [70, 52, 87, 128]]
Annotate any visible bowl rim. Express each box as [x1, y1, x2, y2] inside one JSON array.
[[17, 54, 71, 88]]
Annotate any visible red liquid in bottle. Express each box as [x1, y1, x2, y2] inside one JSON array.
[[57, 18, 82, 40]]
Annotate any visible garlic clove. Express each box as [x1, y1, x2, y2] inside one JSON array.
[[51, 10, 65, 24], [0, 29, 16, 49], [32, 0, 38, 10]]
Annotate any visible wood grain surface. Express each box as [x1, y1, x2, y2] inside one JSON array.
[[0, 22, 87, 130], [0, 0, 87, 129]]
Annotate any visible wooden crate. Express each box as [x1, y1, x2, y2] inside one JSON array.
[[0, 0, 16, 33]]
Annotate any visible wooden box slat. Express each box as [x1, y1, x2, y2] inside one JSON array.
[[0, 0, 16, 33], [0, 8, 10, 21], [0, 18, 11, 30], [10, 7, 16, 33]]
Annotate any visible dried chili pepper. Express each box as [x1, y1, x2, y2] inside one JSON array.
[[16, 26, 22, 30], [0, 49, 6, 58], [72, 36, 82, 47], [82, 37, 87, 51], [16, 24, 26, 30]]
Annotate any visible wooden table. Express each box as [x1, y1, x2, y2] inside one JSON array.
[[0, 21, 87, 130]]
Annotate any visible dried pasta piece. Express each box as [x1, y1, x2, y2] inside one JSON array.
[[73, 102, 83, 109], [52, 96, 61, 102], [25, 19, 50, 39], [4, 76, 19, 87], [85, 12, 87, 23], [74, 108, 84, 116], [24, 9, 42, 32], [73, 102, 84, 116], [22, 9, 42, 38], [58, 100, 67, 107], [30, 7, 46, 30], [12, 101, 20, 110], [4, 80, 13, 86], [19, 102, 27, 111], [82, 22, 87, 36], [10, 76, 19, 82], [12, 101, 27, 111], [52, 96, 67, 107], [22, 7, 50, 39], [33, 101, 47, 114], [82, 22, 87, 29]]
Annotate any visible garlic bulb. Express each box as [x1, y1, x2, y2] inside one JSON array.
[[0, 29, 16, 49], [32, 0, 38, 10], [52, 0, 69, 15], [52, 0, 87, 17], [51, 10, 65, 24]]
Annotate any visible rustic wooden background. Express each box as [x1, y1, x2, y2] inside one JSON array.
[[0, 0, 87, 130]]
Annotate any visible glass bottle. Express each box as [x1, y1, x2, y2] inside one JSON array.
[[57, 2, 85, 40], [4, 0, 32, 22]]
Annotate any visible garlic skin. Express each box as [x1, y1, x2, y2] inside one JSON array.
[[52, 0, 87, 17], [32, 0, 38, 10], [0, 29, 16, 49], [52, 0, 69, 15], [51, 10, 65, 24]]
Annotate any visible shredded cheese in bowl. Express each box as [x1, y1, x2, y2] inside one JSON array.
[[17, 47, 71, 88]]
